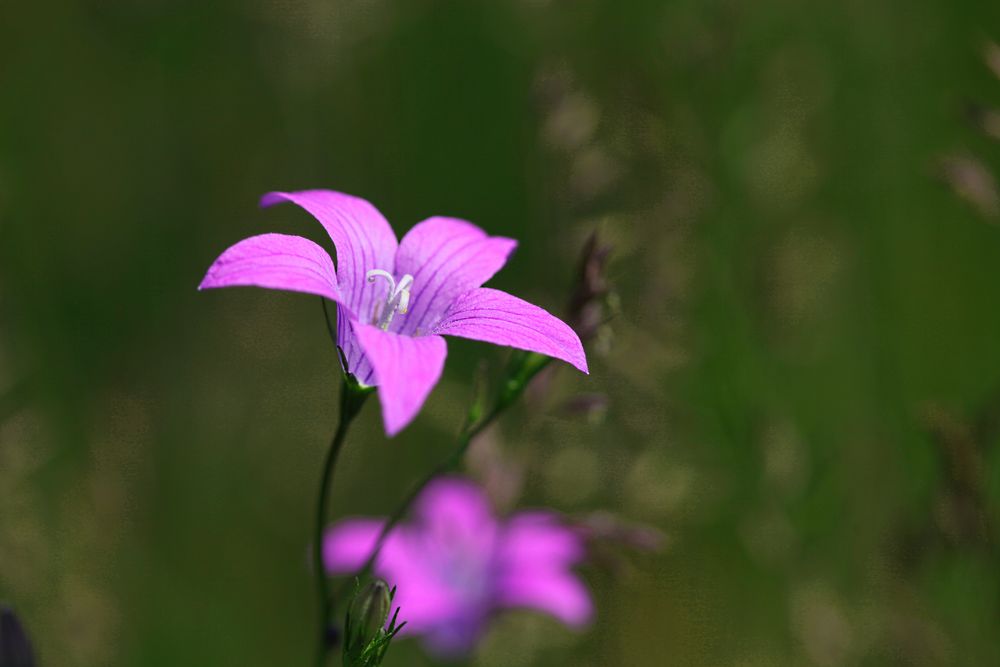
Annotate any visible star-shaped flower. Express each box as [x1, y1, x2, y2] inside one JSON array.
[[323, 477, 593, 656], [200, 190, 588, 435]]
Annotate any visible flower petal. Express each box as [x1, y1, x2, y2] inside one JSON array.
[[497, 567, 593, 628], [198, 233, 342, 303], [500, 512, 585, 570], [413, 478, 498, 555], [260, 190, 398, 320], [334, 303, 373, 383], [497, 512, 591, 627], [420, 617, 488, 658], [350, 322, 447, 436], [402, 480, 498, 655], [393, 217, 517, 335], [322, 519, 385, 573], [432, 288, 588, 373]]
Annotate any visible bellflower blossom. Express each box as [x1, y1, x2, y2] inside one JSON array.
[[199, 190, 588, 435], [323, 477, 593, 656]]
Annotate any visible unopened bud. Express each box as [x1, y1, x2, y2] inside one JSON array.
[[346, 579, 391, 654], [567, 231, 614, 344]]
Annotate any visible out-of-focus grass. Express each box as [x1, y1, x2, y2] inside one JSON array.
[[2, 1, 1000, 665]]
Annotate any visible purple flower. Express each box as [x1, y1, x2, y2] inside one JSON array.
[[200, 190, 588, 435], [323, 477, 593, 657]]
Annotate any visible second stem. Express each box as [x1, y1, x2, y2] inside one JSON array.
[[314, 380, 370, 667]]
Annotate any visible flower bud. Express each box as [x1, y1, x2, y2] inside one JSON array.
[[566, 231, 614, 344], [346, 579, 391, 654]]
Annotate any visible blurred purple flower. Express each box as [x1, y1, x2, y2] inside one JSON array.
[[200, 190, 588, 435], [323, 477, 593, 657]]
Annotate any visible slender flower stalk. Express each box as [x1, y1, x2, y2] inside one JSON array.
[[314, 377, 372, 667]]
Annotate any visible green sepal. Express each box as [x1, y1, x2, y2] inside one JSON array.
[[342, 580, 407, 667]]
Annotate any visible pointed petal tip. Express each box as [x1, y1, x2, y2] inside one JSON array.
[[258, 191, 289, 208], [570, 340, 589, 375], [556, 348, 589, 375], [377, 378, 432, 438], [498, 235, 518, 256], [197, 270, 217, 292], [551, 320, 589, 374], [197, 269, 221, 291], [383, 418, 405, 438], [562, 330, 589, 375]]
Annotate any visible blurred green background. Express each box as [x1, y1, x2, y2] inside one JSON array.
[[3, 0, 1000, 665]]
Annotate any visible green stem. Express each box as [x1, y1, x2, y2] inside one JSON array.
[[334, 352, 553, 602], [315, 381, 370, 667]]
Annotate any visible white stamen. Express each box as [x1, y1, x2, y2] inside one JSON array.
[[366, 269, 396, 294], [366, 269, 415, 330]]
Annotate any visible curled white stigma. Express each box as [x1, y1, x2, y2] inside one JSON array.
[[366, 269, 414, 331]]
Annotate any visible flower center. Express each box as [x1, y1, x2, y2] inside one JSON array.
[[366, 269, 414, 331]]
